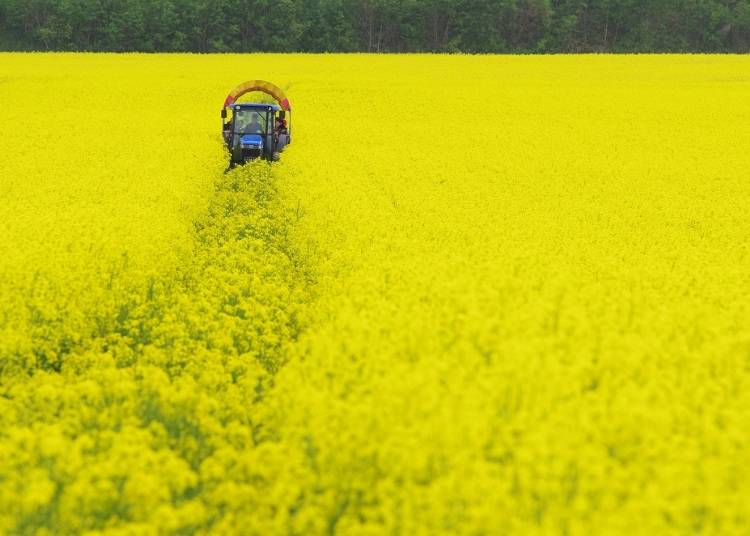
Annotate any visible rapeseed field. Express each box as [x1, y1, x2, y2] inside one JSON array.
[[1, 53, 750, 534]]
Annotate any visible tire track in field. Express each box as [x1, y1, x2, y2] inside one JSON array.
[[0, 161, 318, 534]]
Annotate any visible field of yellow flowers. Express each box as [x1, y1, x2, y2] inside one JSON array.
[[2, 53, 750, 534]]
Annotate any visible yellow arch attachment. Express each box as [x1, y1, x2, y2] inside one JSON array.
[[223, 80, 291, 111]]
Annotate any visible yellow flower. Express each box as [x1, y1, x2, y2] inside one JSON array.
[[2, 52, 750, 534]]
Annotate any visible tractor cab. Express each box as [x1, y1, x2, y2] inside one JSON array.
[[221, 80, 292, 167]]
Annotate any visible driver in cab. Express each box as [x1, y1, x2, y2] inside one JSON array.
[[238, 111, 262, 134]]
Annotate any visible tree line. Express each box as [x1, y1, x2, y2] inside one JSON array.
[[1, 0, 749, 53]]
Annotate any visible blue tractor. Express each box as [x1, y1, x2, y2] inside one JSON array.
[[221, 80, 292, 167]]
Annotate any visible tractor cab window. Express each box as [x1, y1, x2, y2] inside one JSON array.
[[234, 110, 267, 135]]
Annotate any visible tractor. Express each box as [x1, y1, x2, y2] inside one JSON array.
[[222, 80, 292, 167]]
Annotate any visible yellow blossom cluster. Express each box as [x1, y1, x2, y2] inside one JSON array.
[[2, 53, 750, 534]]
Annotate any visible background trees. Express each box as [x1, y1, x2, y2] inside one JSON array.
[[1, 0, 748, 52]]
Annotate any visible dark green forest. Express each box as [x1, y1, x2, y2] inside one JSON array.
[[1, 0, 749, 53]]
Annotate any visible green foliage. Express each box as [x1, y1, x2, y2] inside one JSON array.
[[0, 0, 748, 52]]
